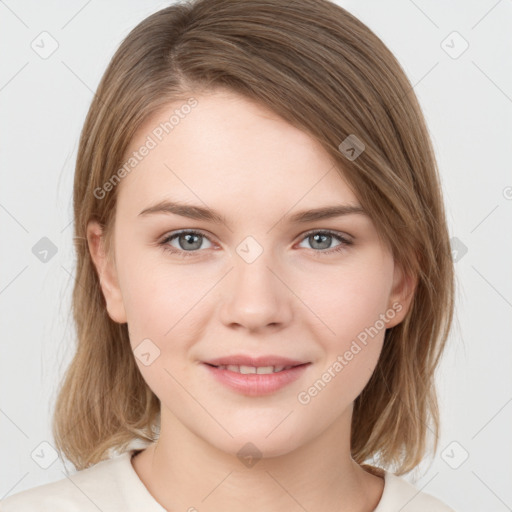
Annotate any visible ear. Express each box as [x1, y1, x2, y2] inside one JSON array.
[[86, 220, 127, 324], [385, 259, 417, 329]]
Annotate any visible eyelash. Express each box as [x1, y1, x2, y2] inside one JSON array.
[[158, 229, 353, 258]]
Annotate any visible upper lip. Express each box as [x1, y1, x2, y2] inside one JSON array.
[[203, 354, 309, 368]]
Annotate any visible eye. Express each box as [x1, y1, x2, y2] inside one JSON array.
[[158, 229, 353, 258], [297, 230, 353, 257], [159, 230, 214, 257]]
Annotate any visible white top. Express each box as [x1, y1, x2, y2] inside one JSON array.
[[0, 449, 456, 511]]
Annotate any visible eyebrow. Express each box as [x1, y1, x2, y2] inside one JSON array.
[[138, 200, 368, 226]]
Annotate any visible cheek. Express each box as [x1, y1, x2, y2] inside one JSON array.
[[120, 271, 197, 401], [297, 258, 392, 400], [116, 256, 208, 389], [303, 258, 394, 342], [117, 243, 204, 333]]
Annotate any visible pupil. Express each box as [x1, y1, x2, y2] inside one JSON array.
[[312, 233, 330, 249], [182, 233, 201, 250]]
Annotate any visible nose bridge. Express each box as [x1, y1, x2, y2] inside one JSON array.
[[233, 233, 280, 300], [220, 234, 292, 330], [235, 239, 275, 287]]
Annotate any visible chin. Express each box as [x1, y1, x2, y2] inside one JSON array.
[[205, 422, 307, 462]]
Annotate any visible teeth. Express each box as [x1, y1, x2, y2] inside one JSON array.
[[215, 364, 294, 373], [239, 365, 256, 374], [257, 366, 275, 374]]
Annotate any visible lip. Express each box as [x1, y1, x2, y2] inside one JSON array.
[[203, 354, 308, 367], [201, 358, 311, 396]]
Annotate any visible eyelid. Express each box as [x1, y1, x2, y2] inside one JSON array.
[[299, 228, 353, 243], [159, 228, 217, 247]]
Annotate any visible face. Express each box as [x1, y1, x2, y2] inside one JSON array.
[[87, 89, 414, 458]]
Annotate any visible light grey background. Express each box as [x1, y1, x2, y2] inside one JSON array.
[[1, 1, 511, 511]]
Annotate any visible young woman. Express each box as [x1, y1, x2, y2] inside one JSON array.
[[1, 0, 456, 510]]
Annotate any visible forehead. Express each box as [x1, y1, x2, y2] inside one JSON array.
[[116, 90, 360, 220]]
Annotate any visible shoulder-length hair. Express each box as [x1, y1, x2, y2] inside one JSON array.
[[53, 0, 455, 474]]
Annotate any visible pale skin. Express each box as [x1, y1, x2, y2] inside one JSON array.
[[87, 89, 416, 512]]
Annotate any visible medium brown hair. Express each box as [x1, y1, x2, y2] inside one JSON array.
[[53, 0, 455, 474]]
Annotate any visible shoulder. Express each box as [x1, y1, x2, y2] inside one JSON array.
[[376, 470, 457, 512], [0, 452, 133, 512]]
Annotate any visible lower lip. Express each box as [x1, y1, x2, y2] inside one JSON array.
[[202, 363, 311, 396]]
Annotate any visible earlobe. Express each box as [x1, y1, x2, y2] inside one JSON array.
[[386, 261, 417, 329], [86, 220, 127, 324]]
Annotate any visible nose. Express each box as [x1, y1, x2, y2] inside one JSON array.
[[219, 248, 293, 332]]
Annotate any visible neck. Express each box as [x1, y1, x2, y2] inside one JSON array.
[[131, 406, 384, 512]]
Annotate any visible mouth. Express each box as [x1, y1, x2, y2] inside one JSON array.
[[203, 354, 309, 368], [203, 362, 308, 374], [201, 356, 312, 396]]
